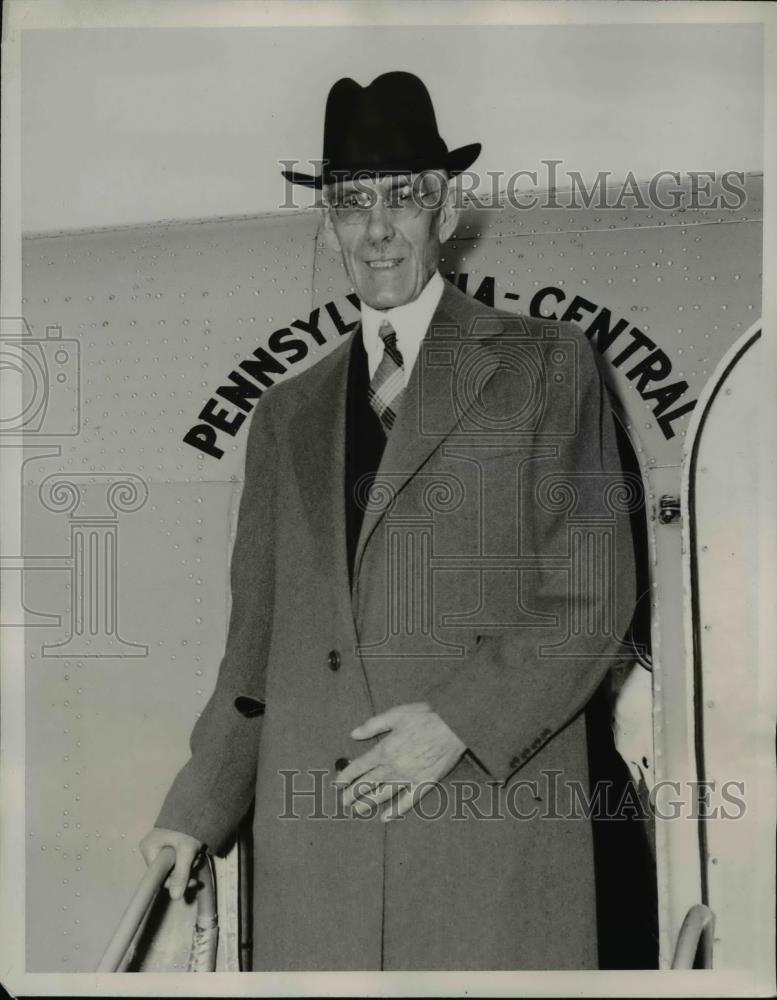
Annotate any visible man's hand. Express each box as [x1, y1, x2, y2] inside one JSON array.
[[335, 702, 466, 821], [139, 827, 204, 900]]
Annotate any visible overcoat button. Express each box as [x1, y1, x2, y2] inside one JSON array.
[[335, 757, 351, 773], [327, 649, 341, 671], [510, 756, 520, 769]]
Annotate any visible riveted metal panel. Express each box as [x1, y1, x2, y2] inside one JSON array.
[[20, 212, 321, 481], [17, 175, 762, 971]]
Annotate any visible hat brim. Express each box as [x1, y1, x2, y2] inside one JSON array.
[[281, 143, 482, 189]]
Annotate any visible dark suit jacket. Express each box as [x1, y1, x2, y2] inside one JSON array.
[[157, 279, 638, 970]]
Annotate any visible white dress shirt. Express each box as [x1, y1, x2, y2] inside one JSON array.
[[360, 270, 445, 387]]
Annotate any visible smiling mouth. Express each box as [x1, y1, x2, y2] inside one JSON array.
[[365, 259, 403, 270]]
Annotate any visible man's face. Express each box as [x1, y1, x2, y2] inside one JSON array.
[[322, 172, 458, 309]]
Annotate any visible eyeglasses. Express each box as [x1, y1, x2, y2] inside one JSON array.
[[325, 174, 446, 225]]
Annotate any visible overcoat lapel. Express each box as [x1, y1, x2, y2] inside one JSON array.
[[352, 281, 504, 586], [287, 341, 354, 613], [287, 280, 509, 608]]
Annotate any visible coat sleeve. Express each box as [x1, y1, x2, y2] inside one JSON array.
[[426, 328, 639, 784], [155, 397, 277, 854]]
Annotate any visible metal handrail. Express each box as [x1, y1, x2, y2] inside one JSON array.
[[671, 903, 715, 969], [97, 847, 218, 972]]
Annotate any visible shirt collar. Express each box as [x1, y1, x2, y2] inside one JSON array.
[[360, 271, 445, 386]]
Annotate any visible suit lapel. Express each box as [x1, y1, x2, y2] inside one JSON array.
[[352, 280, 504, 586]]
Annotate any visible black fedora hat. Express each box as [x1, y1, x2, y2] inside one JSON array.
[[281, 71, 481, 189]]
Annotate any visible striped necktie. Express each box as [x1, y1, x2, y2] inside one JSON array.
[[368, 320, 405, 432]]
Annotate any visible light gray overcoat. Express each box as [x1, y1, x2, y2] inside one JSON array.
[[157, 281, 637, 970]]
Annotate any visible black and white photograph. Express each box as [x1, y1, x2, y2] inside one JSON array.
[[0, 1, 774, 996]]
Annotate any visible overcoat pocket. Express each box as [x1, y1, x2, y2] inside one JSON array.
[[234, 695, 266, 718]]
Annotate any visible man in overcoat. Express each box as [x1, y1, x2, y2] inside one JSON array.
[[141, 71, 639, 971]]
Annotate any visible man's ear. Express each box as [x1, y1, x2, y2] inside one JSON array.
[[437, 176, 461, 245], [320, 207, 342, 252]]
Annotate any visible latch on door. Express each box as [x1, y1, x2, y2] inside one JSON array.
[[658, 495, 681, 524]]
